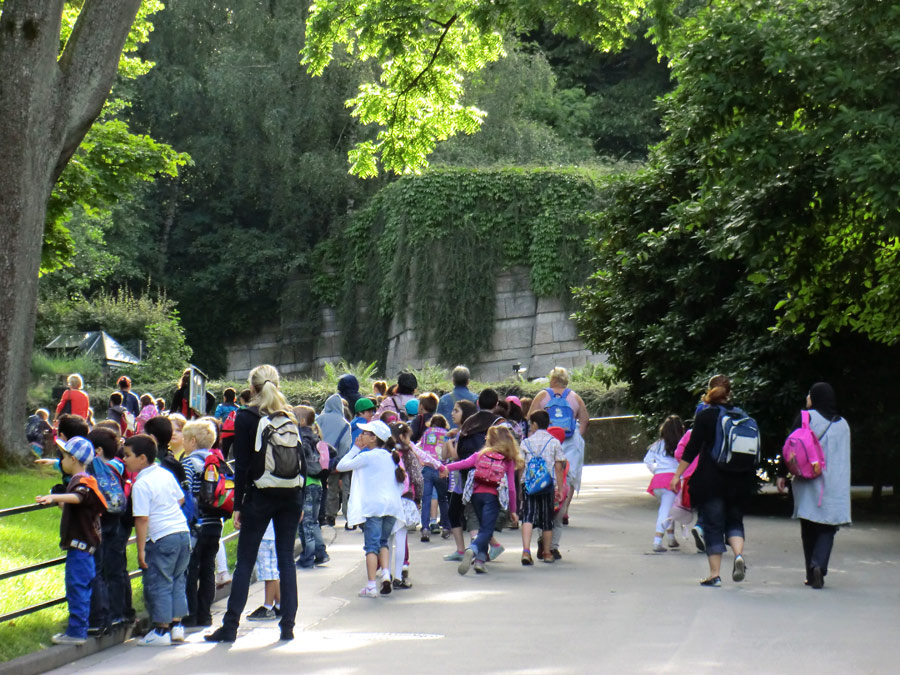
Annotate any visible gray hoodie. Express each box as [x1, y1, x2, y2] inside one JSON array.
[[317, 394, 352, 460]]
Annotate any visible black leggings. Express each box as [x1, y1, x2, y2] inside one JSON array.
[[800, 518, 838, 580]]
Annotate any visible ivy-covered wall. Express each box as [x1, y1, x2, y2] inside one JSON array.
[[314, 167, 611, 368]]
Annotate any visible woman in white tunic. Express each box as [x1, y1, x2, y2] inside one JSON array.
[[777, 382, 851, 589]]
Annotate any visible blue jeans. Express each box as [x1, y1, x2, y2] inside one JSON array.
[[298, 484, 326, 567], [65, 548, 95, 639], [420, 466, 449, 530], [223, 487, 302, 634], [698, 497, 745, 556], [143, 531, 191, 625], [470, 492, 500, 562], [363, 516, 396, 555]]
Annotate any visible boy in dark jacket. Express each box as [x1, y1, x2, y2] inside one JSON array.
[[36, 437, 107, 644]]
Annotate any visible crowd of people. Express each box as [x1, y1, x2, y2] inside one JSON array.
[[30, 364, 850, 649], [30, 364, 590, 646]]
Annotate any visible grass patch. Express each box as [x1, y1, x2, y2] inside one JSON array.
[[0, 467, 238, 663]]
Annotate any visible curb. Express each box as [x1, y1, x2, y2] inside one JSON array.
[[1, 537, 306, 675], [0, 582, 232, 675]]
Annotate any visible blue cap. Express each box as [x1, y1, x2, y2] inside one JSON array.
[[64, 437, 95, 465], [405, 399, 419, 415]]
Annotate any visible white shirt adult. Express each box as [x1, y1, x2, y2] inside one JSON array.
[[131, 464, 189, 542]]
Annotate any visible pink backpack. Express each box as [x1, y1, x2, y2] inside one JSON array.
[[420, 427, 448, 461], [473, 451, 506, 488], [782, 411, 827, 479]]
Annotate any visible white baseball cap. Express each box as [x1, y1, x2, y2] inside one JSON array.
[[357, 420, 392, 442]]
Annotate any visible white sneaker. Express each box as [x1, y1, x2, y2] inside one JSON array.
[[215, 571, 232, 587], [359, 586, 378, 599], [170, 624, 185, 643], [51, 632, 87, 645], [138, 629, 172, 647]]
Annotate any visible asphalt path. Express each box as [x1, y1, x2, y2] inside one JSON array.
[[47, 464, 900, 674]]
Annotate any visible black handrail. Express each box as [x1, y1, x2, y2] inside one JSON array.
[[0, 529, 239, 624], [0, 503, 53, 519]]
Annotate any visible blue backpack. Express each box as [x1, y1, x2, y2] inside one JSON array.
[[710, 406, 761, 472], [545, 388, 577, 438], [89, 458, 126, 514], [523, 439, 554, 495]]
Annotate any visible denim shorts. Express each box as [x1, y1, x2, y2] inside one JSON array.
[[362, 516, 396, 555]]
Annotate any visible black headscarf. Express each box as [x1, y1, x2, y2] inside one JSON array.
[[337, 374, 361, 409], [808, 382, 840, 421]]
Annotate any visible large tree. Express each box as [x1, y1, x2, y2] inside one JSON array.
[[0, 0, 143, 462]]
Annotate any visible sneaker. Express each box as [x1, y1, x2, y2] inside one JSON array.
[[87, 625, 107, 637], [215, 571, 232, 587], [550, 548, 562, 561], [420, 531, 430, 542], [541, 551, 555, 564], [280, 629, 294, 641], [521, 551, 534, 566], [473, 559, 487, 574], [488, 544, 505, 561], [359, 586, 378, 598], [380, 574, 392, 595], [170, 624, 185, 643], [430, 523, 441, 535], [653, 544, 667, 553], [325, 516, 336, 527], [444, 550, 465, 562], [441, 529, 452, 539], [691, 526, 706, 553], [344, 523, 357, 531], [138, 629, 172, 647], [699, 576, 722, 587], [458, 549, 475, 575], [51, 633, 87, 645], [392, 577, 413, 589], [668, 538, 680, 549], [732, 555, 746, 583], [810, 566, 824, 589], [204, 626, 236, 643], [247, 606, 277, 621], [314, 553, 331, 565]]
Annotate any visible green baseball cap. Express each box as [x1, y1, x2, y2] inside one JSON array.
[[355, 397, 376, 413]]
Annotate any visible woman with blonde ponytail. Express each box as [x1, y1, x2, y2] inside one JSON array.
[[206, 365, 302, 643]]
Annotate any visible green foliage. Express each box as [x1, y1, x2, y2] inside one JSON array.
[[315, 167, 617, 366], [30, 352, 103, 384], [303, 0, 652, 176], [574, 0, 900, 486], [321, 360, 380, 389], [41, 1, 189, 275]]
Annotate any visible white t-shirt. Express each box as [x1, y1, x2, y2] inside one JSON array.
[[132, 464, 189, 542]]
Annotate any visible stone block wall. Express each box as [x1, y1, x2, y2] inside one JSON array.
[[225, 267, 605, 381]]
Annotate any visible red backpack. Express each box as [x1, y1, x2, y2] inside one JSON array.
[[473, 450, 506, 488], [199, 449, 235, 517], [221, 410, 237, 439]]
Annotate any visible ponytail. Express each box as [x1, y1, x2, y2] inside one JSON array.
[[249, 364, 294, 421], [391, 449, 406, 484]]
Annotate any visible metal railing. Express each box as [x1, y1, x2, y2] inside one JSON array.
[[0, 504, 238, 624]]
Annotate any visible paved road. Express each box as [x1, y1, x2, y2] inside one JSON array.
[[49, 465, 899, 674]]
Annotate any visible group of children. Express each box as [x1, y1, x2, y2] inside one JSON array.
[[34, 370, 580, 646]]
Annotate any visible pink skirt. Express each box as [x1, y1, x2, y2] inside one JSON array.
[[646, 472, 675, 495]]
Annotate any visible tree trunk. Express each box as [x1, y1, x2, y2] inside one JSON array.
[[0, 0, 142, 464]]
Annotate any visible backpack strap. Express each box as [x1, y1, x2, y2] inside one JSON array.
[[817, 418, 835, 441]]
